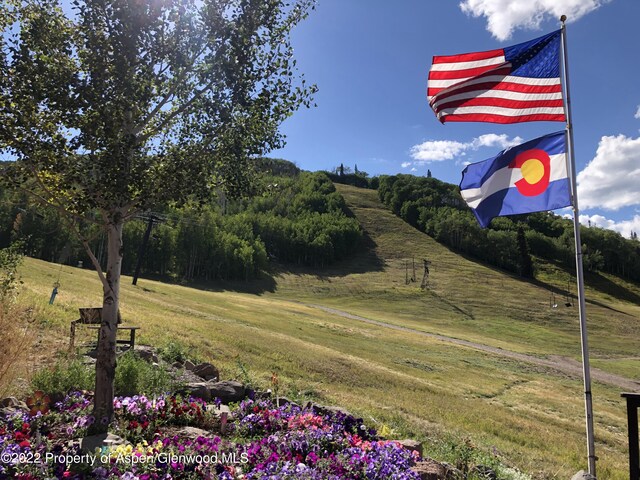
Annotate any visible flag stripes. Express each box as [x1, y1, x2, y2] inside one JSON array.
[[427, 30, 565, 124]]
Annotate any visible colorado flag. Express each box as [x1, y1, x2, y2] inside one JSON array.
[[460, 131, 571, 228]]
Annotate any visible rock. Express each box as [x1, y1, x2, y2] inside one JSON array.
[[0, 397, 29, 417], [472, 465, 497, 480], [206, 404, 231, 415], [172, 361, 184, 370], [398, 439, 423, 457], [181, 382, 212, 401], [178, 426, 213, 439], [81, 433, 128, 454], [310, 403, 353, 418], [571, 471, 596, 480], [184, 360, 195, 371], [174, 368, 203, 382], [412, 459, 448, 480], [0, 397, 27, 409], [192, 362, 219, 381], [135, 345, 159, 363], [82, 357, 96, 366], [254, 390, 272, 400], [275, 397, 299, 408], [209, 380, 245, 404]]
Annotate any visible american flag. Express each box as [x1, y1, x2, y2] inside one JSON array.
[[427, 30, 566, 124]]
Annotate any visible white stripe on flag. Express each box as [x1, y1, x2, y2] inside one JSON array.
[[461, 153, 568, 209], [428, 74, 562, 91], [429, 55, 505, 71], [437, 105, 565, 119], [430, 89, 563, 110]]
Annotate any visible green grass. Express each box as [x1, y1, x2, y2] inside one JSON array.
[[12, 184, 640, 479]]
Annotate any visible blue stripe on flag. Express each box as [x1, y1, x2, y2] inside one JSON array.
[[470, 178, 571, 228], [460, 131, 566, 191]]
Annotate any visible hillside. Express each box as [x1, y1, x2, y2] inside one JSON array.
[[8, 184, 640, 479]]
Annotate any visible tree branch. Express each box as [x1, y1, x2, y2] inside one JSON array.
[[133, 37, 208, 139]]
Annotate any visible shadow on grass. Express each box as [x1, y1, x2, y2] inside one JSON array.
[[532, 273, 640, 317], [425, 240, 640, 318], [270, 230, 385, 281], [131, 231, 384, 295]]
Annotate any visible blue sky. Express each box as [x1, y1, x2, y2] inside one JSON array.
[[272, 0, 640, 236]]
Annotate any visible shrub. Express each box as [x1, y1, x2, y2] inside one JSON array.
[[114, 351, 176, 396], [0, 303, 33, 395], [0, 242, 24, 301], [157, 340, 192, 364], [31, 357, 94, 397], [31, 351, 178, 398]]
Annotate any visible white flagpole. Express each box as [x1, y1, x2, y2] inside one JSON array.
[[560, 15, 597, 477]]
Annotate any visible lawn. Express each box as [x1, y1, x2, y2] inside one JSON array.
[[7, 184, 640, 479]]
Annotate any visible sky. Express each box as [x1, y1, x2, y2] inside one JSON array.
[[271, 0, 640, 237]]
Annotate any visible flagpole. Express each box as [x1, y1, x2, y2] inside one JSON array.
[[560, 15, 597, 477]]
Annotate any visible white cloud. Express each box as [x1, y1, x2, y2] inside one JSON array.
[[401, 162, 412, 168], [471, 133, 523, 149], [577, 134, 640, 210], [410, 167, 418, 172], [409, 140, 468, 162], [635, 105, 640, 119], [459, 0, 610, 40], [408, 133, 521, 165], [577, 214, 640, 239]]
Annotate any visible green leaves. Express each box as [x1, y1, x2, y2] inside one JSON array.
[[1, 0, 316, 218]]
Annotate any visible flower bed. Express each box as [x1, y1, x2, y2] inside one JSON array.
[[0, 392, 420, 479]]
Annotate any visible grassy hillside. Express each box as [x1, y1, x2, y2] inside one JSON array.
[[10, 184, 640, 479]]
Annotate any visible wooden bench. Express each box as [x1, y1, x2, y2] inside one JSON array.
[[69, 308, 140, 351]]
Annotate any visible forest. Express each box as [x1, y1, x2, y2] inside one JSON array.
[[0, 167, 362, 282], [377, 174, 640, 281], [4, 161, 640, 285]]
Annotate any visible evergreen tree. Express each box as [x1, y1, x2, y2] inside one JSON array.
[[516, 226, 534, 277]]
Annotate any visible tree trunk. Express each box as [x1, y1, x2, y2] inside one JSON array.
[[89, 217, 124, 434]]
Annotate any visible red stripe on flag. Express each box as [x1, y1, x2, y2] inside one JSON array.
[[431, 48, 504, 64], [440, 113, 566, 124], [427, 64, 510, 81], [436, 97, 564, 110], [427, 80, 562, 102]]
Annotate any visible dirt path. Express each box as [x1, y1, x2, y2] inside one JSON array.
[[304, 303, 640, 392]]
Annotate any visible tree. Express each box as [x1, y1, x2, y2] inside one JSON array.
[[427, 169, 432, 178], [1, 0, 316, 432], [516, 225, 533, 277]]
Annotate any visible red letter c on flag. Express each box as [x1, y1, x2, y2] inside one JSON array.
[[509, 149, 551, 197]]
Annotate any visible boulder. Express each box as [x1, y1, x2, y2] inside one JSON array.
[[135, 345, 159, 363], [398, 439, 423, 457], [571, 471, 596, 480], [0, 397, 27, 409], [412, 459, 448, 480], [81, 433, 128, 454], [184, 360, 195, 371], [178, 426, 213, 439], [310, 403, 353, 418], [209, 381, 245, 404], [0, 397, 28, 417], [181, 382, 212, 401], [192, 362, 219, 381], [472, 465, 497, 480]]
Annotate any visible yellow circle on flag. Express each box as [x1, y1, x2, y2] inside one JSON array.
[[520, 158, 545, 185]]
